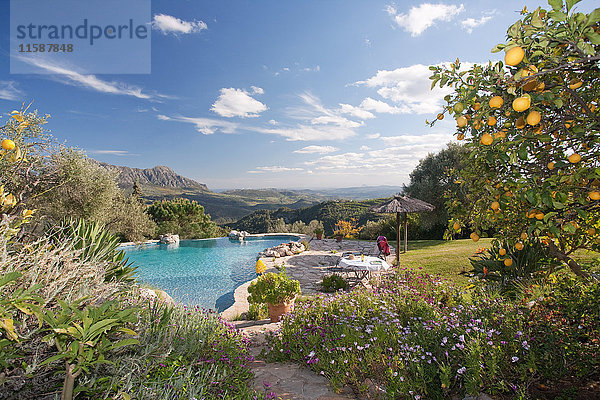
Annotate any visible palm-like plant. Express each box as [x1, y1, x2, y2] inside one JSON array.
[[50, 219, 137, 282]]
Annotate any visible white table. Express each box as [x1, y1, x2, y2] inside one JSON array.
[[338, 256, 391, 282]]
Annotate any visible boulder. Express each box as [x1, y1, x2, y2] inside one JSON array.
[[160, 233, 179, 245], [229, 230, 249, 240]]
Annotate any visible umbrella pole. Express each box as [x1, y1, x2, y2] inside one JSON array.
[[403, 212, 408, 253], [396, 212, 400, 265]]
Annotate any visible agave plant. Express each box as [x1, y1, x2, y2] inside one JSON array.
[[469, 238, 562, 297], [50, 219, 137, 283]]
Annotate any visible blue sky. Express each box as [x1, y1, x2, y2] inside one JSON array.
[[0, 0, 597, 189]]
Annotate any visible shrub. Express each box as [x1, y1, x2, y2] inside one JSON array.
[[320, 274, 348, 292], [469, 238, 561, 296], [33, 149, 155, 242], [147, 198, 220, 239], [50, 218, 137, 283], [267, 269, 533, 398], [300, 239, 309, 251], [247, 272, 300, 305], [333, 219, 361, 239], [526, 273, 600, 390], [78, 301, 262, 399]]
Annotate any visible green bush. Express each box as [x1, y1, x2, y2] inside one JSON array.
[[300, 239, 309, 250], [78, 301, 262, 399], [526, 273, 600, 387], [247, 272, 301, 305], [267, 270, 532, 398], [469, 238, 561, 296], [51, 218, 137, 283], [147, 198, 220, 239], [320, 274, 348, 292]]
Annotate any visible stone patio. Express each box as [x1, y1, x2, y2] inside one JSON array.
[[221, 237, 395, 320]]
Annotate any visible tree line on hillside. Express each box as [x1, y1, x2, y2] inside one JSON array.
[[231, 142, 469, 241]]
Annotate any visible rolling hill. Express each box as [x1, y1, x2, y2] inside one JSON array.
[[100, 163, 402, 224]]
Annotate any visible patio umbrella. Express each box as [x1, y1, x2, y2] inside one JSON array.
[[369, 195, 435, 263]]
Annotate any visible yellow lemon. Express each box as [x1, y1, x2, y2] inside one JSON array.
[[568, 79, 583, 90], [526, 111, 541, 126], [470, 232, 480, 242], [521, 232, 528, 240], [547, 161, 555, 170], [457, 116, 468, 128], [491, 201, 500, 210], [473, 102, 481, 111], [515, 116, 526, 129], [1, 139, 15, 151], [480, 133, 494, 145], [505, 46, 525, 66], [535, 212, 545, 220], [437, 113, 444, 120], [590, 191, 600, 200], [499, 248, 507, 256], [515, 242, 524, 251], [512, 96, 531, 112], [453, 222, 460, 231], [489, 96, 504, 108], [504, 258, 513, 267], [568, 153, 581, 163], [454, 103, 464, 113], [457, 133, 465, 140], [487, 116, 497, 126]]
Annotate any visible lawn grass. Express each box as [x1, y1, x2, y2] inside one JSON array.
[[388, 238, 492, 284], [387, 238, 600, 284]]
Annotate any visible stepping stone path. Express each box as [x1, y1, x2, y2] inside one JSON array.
[[235, 320, 358, 400]]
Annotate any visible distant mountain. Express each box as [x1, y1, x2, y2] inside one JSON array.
[[100, 163, 208, 190], [99, 163, 402, 224], [294, 186, 403, 200]]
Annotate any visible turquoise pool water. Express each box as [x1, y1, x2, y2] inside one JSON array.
[[122, 235, 299, 311]]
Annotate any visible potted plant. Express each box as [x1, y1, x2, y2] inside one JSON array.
[[314, 228, 324, 240], [247, 272, 301, 322]]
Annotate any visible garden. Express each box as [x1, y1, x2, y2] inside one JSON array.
[[1, 0, 599, 399]]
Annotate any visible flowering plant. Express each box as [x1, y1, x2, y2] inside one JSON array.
[[247, 272, 300, 305]]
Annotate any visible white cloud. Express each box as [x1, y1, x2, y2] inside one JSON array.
[[461, 13, 494, 33], [152, 14, 207, 35], [248, 166, 304, 173], [157, 114, 238, 135], [305, 132, 454, 176], [250, 86, 264, 95], [360, 145, 370, 151], [359, 97, 406, 114], [254, 125, 356, 141], [268, 119, 279, 125], [380, 132, 454, 146], [294, 145, 338, 154], [88, 150, 135, 156], [158, 112, 354, 141], [19, 57, 166, 100], [0, 81, 23, 101], [211, 87, 268, 118], [339, 103, 375, 120], [386, 3, 465, 36], [355, 62, 475, 114], [367, 133, 381, 139]]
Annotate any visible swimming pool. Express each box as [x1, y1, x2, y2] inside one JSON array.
[[122, 235, 299, 312]]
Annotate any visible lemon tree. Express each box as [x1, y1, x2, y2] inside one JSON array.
[[429, 0, 600, 276]]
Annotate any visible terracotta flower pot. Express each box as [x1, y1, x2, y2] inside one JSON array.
[[316, 233, 323, 240], [267, 297, 296, 323], [336, 235, 343, 242]]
